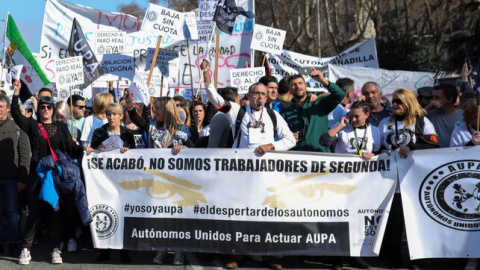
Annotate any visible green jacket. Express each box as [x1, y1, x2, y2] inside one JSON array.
[[281, 82, 345, 152], [0, 118, 31, 183]]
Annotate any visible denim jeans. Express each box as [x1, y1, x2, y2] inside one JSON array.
[[0, 178, 20, 244]]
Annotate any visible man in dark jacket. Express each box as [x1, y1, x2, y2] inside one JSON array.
[[0, 94, 30, 257]]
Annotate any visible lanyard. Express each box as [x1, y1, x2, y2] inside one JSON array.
[[353, 124, 368, 156], [248, 106, 264, 128]]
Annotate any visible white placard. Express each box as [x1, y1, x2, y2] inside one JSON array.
[[182, 12, 199, 41], [146, 48, 180, 78], [196, 19, 214, 43], [198, 0, 218, 21], [250, 25, 286, 55], [141, 4, 185, 40], [98, 54, 135, 81], [230, 67, 266, 94], [55, 56, 84, 88], [94, 31, 127, 55]]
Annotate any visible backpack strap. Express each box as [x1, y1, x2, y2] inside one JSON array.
[[265, 107, 278, 140], [232, 106, 246, 148]]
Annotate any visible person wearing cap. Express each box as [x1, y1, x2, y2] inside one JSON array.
[[416, 86, 433, 108], [11, 80, 91, 265]]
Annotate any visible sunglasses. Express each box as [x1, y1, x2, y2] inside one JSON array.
[[40, 105, 53, 110], [74, 105, 86, 109], [392, 98, 403, 105]]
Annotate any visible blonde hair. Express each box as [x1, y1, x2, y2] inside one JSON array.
[[93, 93, 114, 114], [106, 103, 124, 116], [55, 101, 70, 120], [389, 88, 426, 127], [153, 97, 183, 136], [463, 99, 478, 128]]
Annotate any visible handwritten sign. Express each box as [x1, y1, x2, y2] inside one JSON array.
[[251, 25, 286, 55], [182, 12, 199, 40], [198, 0, 218, 21], [230, 67, 266, 94], [142, 4, 184, 40], [55, 56, 84, 88], [94, 31, 127, 54]]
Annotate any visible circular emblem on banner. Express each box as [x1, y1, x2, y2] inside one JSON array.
[[102, 67, 108, 74], [90, 204, 119, 239], [146, 11, 157, 22], [201, 3, 210, 11], [149, 87, 156, 95], [419, 160, 480, 231], [233, 78, 241, 86], [97, 45, 105, 54], [59, 76, 65, 85], [61, 90, 68, 99], [255, 31, 263, 40]]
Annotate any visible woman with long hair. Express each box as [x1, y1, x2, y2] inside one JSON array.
[[190, 101, 210, 147], [450, 99, 480, 146], [377, 88, 438, 268]]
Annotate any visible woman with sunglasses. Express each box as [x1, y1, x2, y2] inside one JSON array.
[[11, 81, 93, 265], [378, 88, 438, 158], [320, 101, 380, 159], [377, 88, 438, 268]]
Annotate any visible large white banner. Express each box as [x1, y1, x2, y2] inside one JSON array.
[[267, 39, 379, 91], [40, 0, 254, 95], [83, 149, 396, 256], [328, 64, 435, 100], [399, 146, 480, 259]]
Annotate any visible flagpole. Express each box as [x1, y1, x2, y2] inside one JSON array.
[[147, 35, 162, 86], [160, 75, 164, 97], [214, 24, 220, 89], [1, 13, 9, 80], [196, 43, 203, 102], [186, 39, 195, 102], [116, 80, 120, 103]]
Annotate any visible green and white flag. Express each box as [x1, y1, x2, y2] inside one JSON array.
[[5, 13, 50, 94]]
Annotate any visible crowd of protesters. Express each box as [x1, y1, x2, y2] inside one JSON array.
[[0, 59, 479, 269]]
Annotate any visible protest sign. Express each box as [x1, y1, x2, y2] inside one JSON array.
[[41, 0, 254, 91], [196, 19, 214, 43], [141, 4, 185, 40], [198, 0, 218, 21], [267, 39, 379, 91], [98, 54, 135, 82], [84, 149, 395, 256], [250, 24, 286, 55], [55, 56, 84, 88], [181, 12, 199, 41], [230, 67, 266, 94], [94, 31, 127, 55], [146, 48, 180, 78], [398, 146, 480, 259], [328, 64, 435, 99]]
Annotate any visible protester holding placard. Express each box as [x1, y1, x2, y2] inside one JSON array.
[[10, 80, 90, 265], [320, 101, 380, 159]]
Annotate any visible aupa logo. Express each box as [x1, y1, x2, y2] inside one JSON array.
[[419, 160, 480, 231]]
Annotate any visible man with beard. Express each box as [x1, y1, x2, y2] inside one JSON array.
[[360, 82, 392, 126]]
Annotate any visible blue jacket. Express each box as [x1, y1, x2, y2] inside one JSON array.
[[37, 150, 92, 225]]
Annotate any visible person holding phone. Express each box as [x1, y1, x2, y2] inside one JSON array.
[[320, 101, 380, 159]]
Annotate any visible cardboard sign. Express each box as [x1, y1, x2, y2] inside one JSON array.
[[196, 19, 214, 43], [230, 67, 266, 94], [250, 25, 286, 55], [146, 48, 179, 78], [98, 54, 135, 81], [141, 4, 185, 40], [94, 31, 127, 54], [55, 56, 84, 88]]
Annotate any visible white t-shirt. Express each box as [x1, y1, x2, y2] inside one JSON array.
[[334, 124, 381, 155], [378, 116, 436, 151], [450, 123, 474, 147], [80, 115, 108, 146]]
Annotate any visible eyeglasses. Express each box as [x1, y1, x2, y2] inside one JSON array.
[[392, 98, 403, 105], [74, 105, 86, 109], [251, 91, 267, 97], [40, 105, 52, 110]]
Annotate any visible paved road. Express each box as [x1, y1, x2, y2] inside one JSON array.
[[0, 240, 470, 270]]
